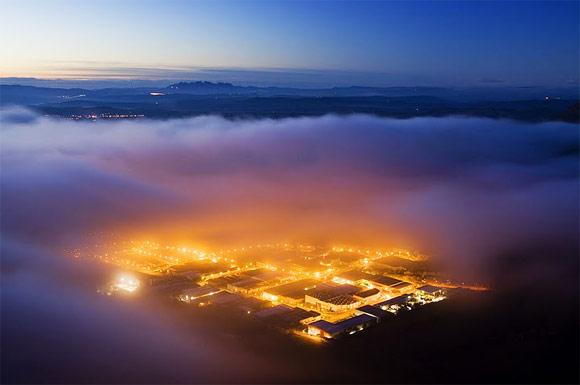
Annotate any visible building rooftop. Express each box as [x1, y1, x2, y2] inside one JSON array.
[[391, 281, 413, 290], [205, 275, 242, 287], [417, 284, 443, 294], [228, 277, 263, 289], [204, 292, 242, 305], [370, 275, 403, 287], [264, 279, 320, 299], [306, 289, 338, 301], [324, 294, 359, 306], [354, 287, 380, 298], [309, 314, 376, 335], [243, 268, 284, 282], [270, 308, 320, 327], [335, 270, 403, 287], [255, 304, 293, 318], [328, 283, 360, 295], [356, 305, 392, 319], [307, 282, 359, 300], [375, 294, 411, 307]]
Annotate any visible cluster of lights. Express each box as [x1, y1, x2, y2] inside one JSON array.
[[112, 273, 140, 293], [86, 238, 494, 343]]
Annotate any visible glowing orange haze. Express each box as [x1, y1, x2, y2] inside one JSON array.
[[1, 111, 578, 285]]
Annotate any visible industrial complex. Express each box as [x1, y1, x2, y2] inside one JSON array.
[[89, 241, 471, 341]]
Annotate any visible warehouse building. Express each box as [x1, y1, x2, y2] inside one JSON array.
[[261, 279, 319, 306], [354, 304, 393, 322], [307, 314, 376, 339], [332, 269, 375, 286], [375, 294, 412, 313], [333, 270, 404, 290], [353, 287, 381, 302], [416, 285, 446, 301], [304, 282, 360, 312], [305, 292, 361, 313], [390, 281, 414, 293], [227, 277, 264, 295]]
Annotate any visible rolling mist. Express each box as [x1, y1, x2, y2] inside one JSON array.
[[1, 109, 578, 383]]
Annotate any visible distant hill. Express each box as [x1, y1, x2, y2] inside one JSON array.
[[167, 81, 237, 93], [1, 82, 578, 122]]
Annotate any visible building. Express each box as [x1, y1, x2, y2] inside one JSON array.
[[260, 306, 321, 329], [304, 282, 360, 312], [226, 277, 264, 295], [224, 268, 287, 295], [372, 255, 418, 271], [305, 292, 360, 313], [261, 279, 320, 306], [179, 286, 222, 302], [234, 296, 266, 314], [332, 270, 403, 290], [390, 281, 414, 294], [416, 285, 446, 300], [369, 275, 404, 289], [243, 268, 285, 282], [149, 275, 197, 295], [332, 270, 375, 286], [281, 308, 321, 327], [353, 287, 381, 302], [307, 314, 376, 339], [305, 282, 359, 298], [354, 305, 393, 322], [375, 294, 412, 313]]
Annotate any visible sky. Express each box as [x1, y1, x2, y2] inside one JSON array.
[[1, 0, 578, 86]]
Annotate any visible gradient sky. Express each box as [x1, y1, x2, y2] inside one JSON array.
[[1, 0, 578, 86]]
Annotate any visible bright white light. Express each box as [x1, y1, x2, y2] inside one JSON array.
[[113, 273, 140, 293]]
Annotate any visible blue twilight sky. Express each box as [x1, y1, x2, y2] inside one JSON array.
[[0, 0, 578, 86]]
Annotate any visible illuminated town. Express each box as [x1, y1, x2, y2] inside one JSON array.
[[80, 240, 486, 341]]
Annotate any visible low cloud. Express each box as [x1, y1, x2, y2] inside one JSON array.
[[1, 109, 578, 284], [2, 108, 578, 383]]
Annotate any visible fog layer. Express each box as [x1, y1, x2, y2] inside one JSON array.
[[1, 111, 578, 382], [3, 111, 578, 278]]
